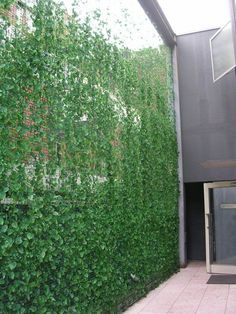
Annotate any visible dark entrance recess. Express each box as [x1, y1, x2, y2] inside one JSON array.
[[185, 182, 206, 261]]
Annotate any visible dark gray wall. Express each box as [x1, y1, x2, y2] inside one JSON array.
[[177, 30, 236, 183]]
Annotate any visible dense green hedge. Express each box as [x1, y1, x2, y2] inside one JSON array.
[[0, 1, 179, 313]]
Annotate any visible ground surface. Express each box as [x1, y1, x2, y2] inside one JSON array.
[[124, 261, 236, 314]]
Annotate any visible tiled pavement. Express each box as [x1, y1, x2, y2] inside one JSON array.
[[124, 261, 236, 314]]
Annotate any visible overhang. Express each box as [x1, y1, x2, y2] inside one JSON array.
[[138, 0, 176, 47]]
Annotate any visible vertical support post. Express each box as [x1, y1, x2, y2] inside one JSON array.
[[229, 0, 236, 78], [172, 46, 186, 267], [229, 0, 236, 58], [204, 183, 211, 273]]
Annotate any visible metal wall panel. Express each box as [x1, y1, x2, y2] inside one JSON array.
[[177, 30, 236, 182]]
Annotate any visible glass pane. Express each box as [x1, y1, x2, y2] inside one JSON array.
[[213, 187, 236, 265], [211, 21, 236, 81]]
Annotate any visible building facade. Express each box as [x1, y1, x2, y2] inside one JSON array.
[[140, 0, 236, 274]]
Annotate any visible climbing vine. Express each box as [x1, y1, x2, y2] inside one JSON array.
[[0, 0, 15, 10], [0, 0, 179, 313]]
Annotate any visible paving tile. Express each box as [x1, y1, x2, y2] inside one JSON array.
[[124, 307, 142, 314], [139, 311, 167, 314], [166, 277, 193, 285], [196, 285, 229, 314], [124, 294, 155, 314], [189, 273, 210, 285], [168, 283, 207, 313], [187, 261, 206, 268], [225, 287, 236, 314], [142, 284, 187, 313]]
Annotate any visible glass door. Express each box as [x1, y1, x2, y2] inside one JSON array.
[[204, 181, 236, 274]]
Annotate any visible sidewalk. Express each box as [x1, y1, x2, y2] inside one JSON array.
[[124, 261, 236, 314]]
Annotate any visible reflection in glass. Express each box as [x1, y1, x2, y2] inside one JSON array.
[[213, 187, 236, 265], [211, 21, 236, 81]]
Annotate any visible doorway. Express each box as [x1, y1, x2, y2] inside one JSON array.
[[185, 183, 206, 261], [204, 181, 236, 274]]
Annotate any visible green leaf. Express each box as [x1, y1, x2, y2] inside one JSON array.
[[40, 250, 46, 260], [0, 187, 9, 199], [9, 272, 15, 280], [9, 262, 17, 270], [15, 237, 23, 244], [26, 233, 33, 240], [2, 225, 8, 232]]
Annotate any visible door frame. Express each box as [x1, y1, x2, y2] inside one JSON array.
[[204, 181, 236, 274]]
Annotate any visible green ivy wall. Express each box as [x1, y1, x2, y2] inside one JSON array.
[[0, 1, 179, 313]]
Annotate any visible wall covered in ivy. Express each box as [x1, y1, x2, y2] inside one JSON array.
[[0, 0, 179, 313]]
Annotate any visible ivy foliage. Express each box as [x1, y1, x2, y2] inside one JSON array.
[[0, 0, 179, 313], [0, 0, 16, 10]]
